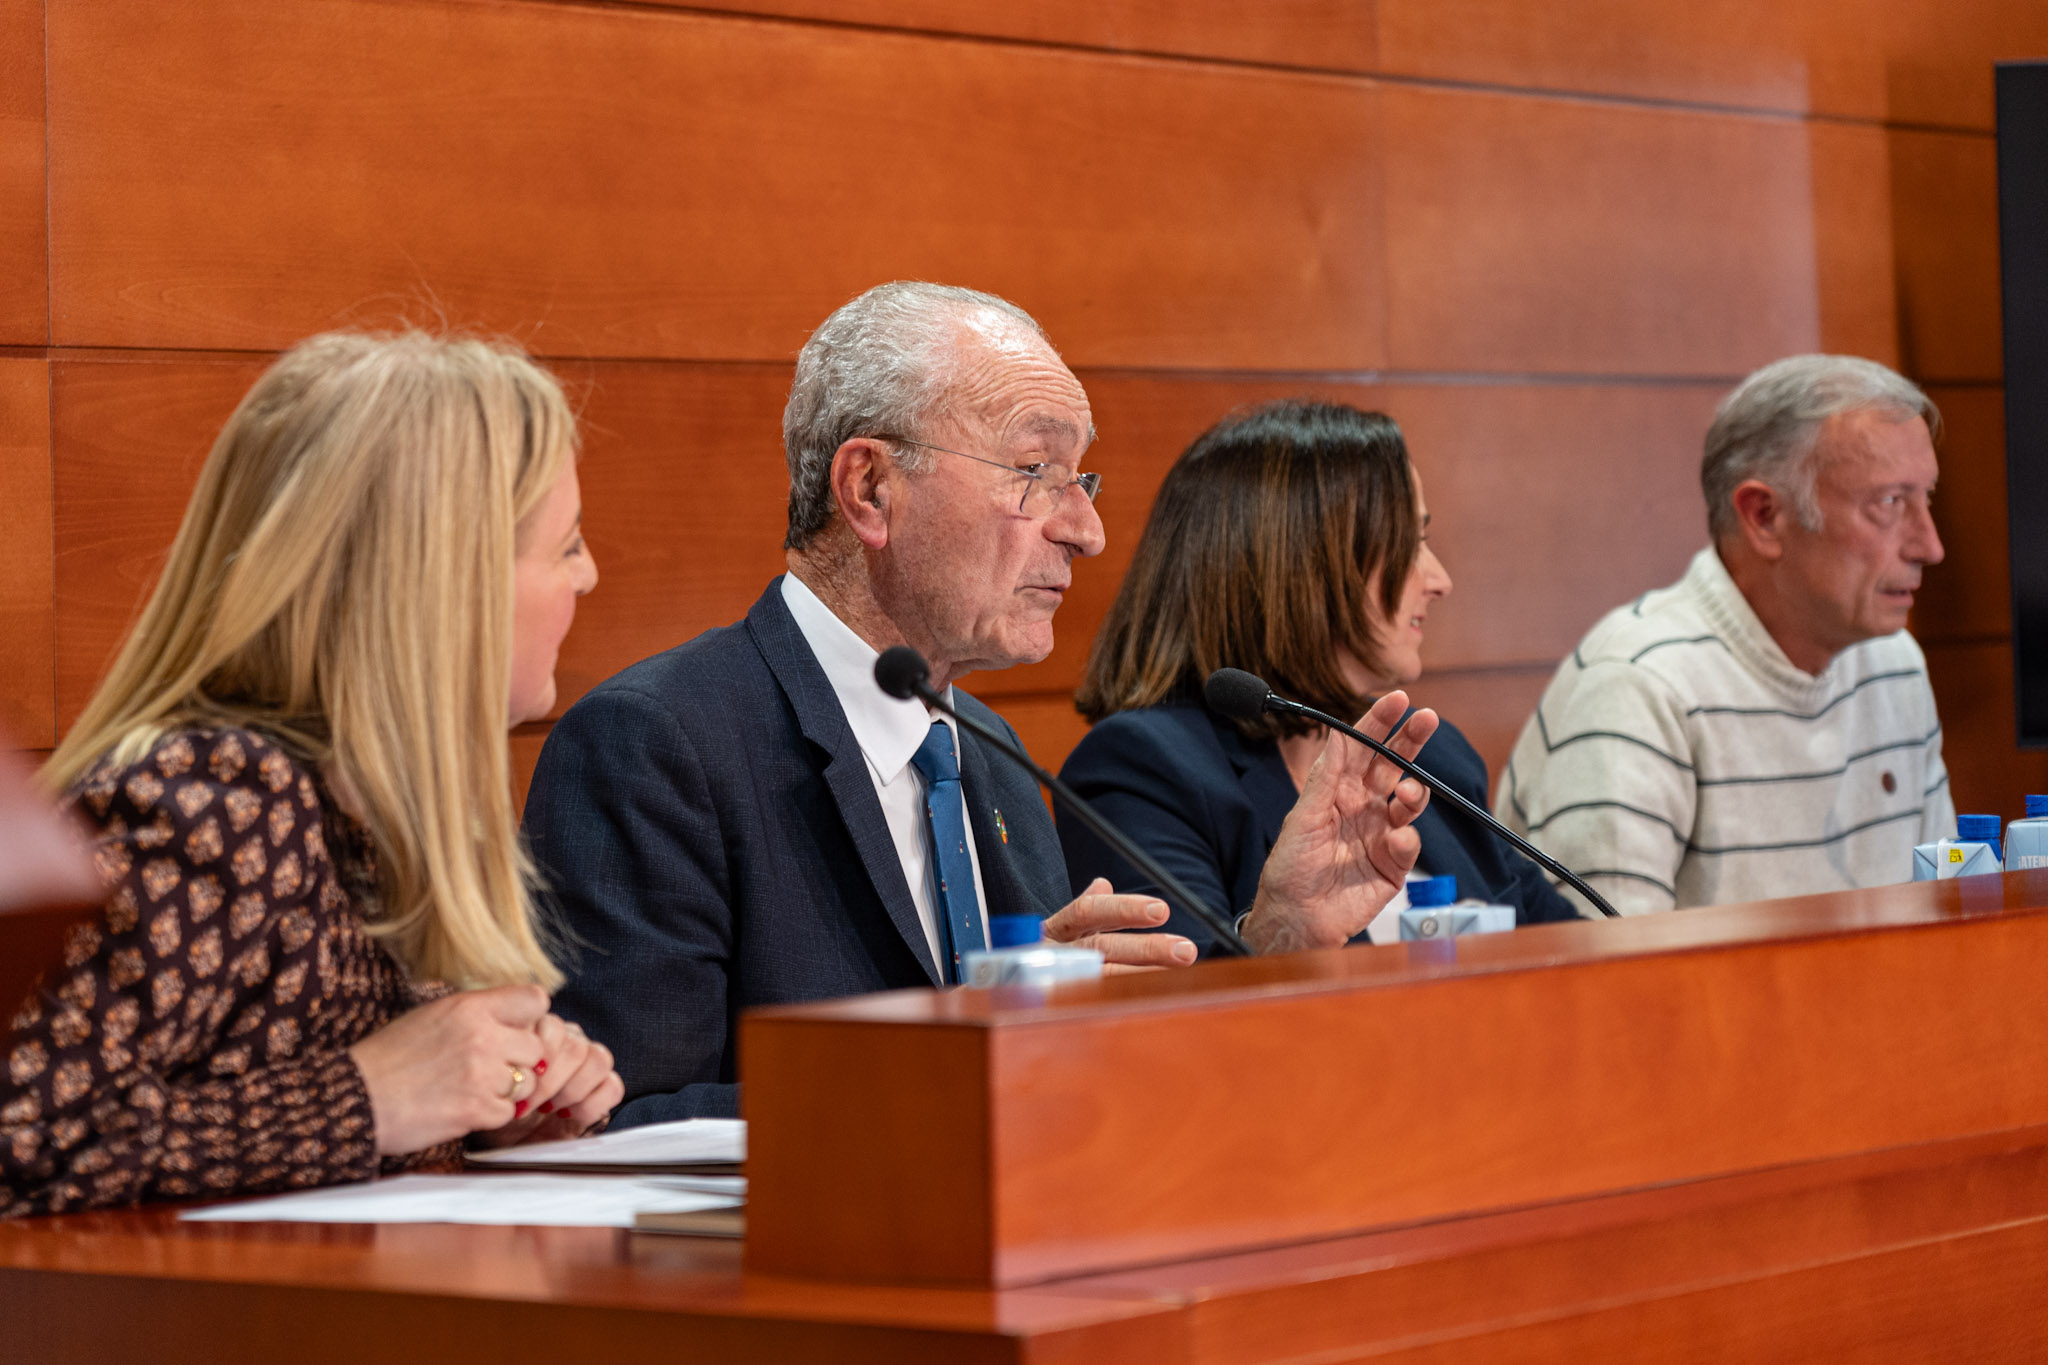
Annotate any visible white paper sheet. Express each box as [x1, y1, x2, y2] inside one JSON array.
[[464, 1117, 745, 1169], [179, 1173, 742, 1228]]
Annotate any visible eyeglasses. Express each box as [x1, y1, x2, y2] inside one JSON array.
[[873, 435, 1102, 518]]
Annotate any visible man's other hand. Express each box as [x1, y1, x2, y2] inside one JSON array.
[[1042, 877, 1199, 972]]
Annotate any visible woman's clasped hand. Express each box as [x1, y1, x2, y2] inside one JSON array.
[[347, 985, 625, 1155]]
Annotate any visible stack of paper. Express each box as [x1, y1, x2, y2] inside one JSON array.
[[179, 1173, 742, 1229], [464, 1117, 745, 1174]]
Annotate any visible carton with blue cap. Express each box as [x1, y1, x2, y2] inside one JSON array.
[[2007, 796, 2048, 870], [1398, 875, 1514, 941], [1912, 814, 2004, 881]]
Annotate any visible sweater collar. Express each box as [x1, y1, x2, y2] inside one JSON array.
[[1681, 545, 1843, 703]]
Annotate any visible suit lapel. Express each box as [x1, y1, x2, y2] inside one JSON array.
[[1215, 714, 1296, 851], [745, 581, 941, 985]]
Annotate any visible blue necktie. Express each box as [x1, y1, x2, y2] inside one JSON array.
[[909, 720, 986, 984]]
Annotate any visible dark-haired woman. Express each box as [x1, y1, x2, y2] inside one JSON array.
[[1060, 401, 1576, 951]]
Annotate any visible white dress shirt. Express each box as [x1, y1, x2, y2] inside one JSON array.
[[780, 573, 991, 973]]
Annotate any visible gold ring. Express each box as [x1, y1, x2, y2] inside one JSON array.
[[501, 1065, 525, 1100]]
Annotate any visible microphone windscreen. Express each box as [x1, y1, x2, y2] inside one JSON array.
[[1204, 668, 1273, 721], [875, 646, 932, 700]]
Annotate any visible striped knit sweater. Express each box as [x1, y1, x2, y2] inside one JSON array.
[[1496, 546, 1954, 915]]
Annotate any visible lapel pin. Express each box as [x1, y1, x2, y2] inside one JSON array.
[[994, 809, 1008, 844]]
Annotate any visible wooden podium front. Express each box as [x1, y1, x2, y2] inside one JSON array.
[[7, 874, 2048, 1361], [744, 872, 2048, 1289]]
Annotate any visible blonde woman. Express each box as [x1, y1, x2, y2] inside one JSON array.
[[2, 332, 621, 1217]]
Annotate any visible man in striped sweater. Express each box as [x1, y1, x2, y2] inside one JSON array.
[[1497, 355, 1954, 915]]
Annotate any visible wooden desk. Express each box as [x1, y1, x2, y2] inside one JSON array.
[[9, 874, 2048, 1361], [748, 869, 2048, 1286], [0, 1207, 1183, 1361], [6, 1125, 2048, 1362]]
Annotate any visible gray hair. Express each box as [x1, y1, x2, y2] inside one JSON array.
[[782, 281, 1048, 550], [1702, 353, 1940, 540]]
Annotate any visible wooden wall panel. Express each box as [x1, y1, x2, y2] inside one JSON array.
[[46, 0, 1385, 372], [1376, 0, 2048, 130], [1913, 384, 2007, 646], [611, 0, 1379, 71], [1378, 2, 1826, 118], [0, 359, 54, 748], [1385, 382, 1716, 668], [1922, 640, 2048, 823], [1380, 86, 1824, 377], [1888, 129, 2002, 386], [50, 358, 265, 731], [627, 0, 2048, 132], [1873, 1, 2048, 132], [553, 362, 793, 709], [0, 0, 46, 344], [1810, 121, 1899, 366]]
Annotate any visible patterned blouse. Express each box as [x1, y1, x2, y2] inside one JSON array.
[[2, 727, 454, 1217]]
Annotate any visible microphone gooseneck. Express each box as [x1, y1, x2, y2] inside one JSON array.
[[1203, 668, 1622, 920], [873, 649, 1253, 957]]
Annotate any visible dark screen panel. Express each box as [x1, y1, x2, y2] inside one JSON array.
[[1998, 63, 2048, 745]]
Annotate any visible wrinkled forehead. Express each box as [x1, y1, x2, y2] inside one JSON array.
[[1816, 408, 1939, 487], [940, 314, 1094, 452]]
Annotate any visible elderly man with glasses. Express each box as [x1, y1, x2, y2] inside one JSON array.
[[525, 282, 1437, 1125]]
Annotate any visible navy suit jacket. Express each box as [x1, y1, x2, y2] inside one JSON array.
[[523, 580, 1070, 1125], [1056, 703, 1578, 950]]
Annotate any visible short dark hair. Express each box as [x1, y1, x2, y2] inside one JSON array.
[[1075, 400, 1420, 739]]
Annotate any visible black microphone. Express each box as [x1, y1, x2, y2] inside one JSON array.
[[876, 646, 1253, 956], [1203, 668, 1622, 919]]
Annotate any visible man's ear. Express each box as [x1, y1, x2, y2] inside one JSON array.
[[1728, 479, 1788, 562], [831, 438, 894, 549]]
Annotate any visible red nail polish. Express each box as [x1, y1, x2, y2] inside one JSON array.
[[539, 1102, 553, 1114], [534, 1059, 547, 1076], [514, 1100, 529, 1119]]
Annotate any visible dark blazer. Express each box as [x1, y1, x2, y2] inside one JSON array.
[[523, 579, 1070, 1126], [1057, 703, 1579, 950]]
